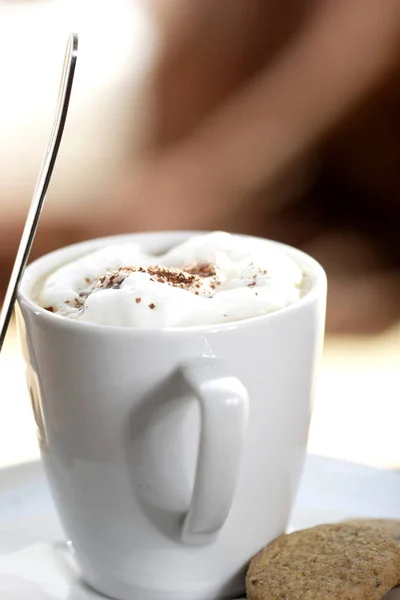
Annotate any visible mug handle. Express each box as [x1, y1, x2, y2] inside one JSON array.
[[180, 358, 249, 545]]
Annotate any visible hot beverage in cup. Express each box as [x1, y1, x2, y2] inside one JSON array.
[[37, 232, 310, 327], [17, 231, 326, 600]]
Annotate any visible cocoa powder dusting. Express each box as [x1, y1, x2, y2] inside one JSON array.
[[146, 265, 197, 288], [93, 262, 219, 298], [184, 262, 216, 278]]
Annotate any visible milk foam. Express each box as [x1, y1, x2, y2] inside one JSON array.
[[37, 232, 304, 327]]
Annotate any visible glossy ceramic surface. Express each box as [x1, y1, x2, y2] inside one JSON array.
[[16, 232, 327, 600], [1, 456, 400, 599]]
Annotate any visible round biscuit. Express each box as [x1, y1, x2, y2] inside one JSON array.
[[246, 523, 400, 600]]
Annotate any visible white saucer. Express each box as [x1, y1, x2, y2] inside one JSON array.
[[1, 455, 400, 599]]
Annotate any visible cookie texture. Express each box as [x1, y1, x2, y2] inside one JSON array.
[[346, 519, 400, 544], [246, 523, 400, 600], [346, 520, 400, 588]]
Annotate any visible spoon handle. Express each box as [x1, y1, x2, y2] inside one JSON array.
[[0, 33, 78, 354]]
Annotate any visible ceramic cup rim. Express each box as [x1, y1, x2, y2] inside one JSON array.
[[17, 230, 327, 335]]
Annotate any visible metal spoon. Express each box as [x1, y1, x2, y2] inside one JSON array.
[[0, 33, 78, 354]]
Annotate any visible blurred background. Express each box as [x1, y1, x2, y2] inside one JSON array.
[[0, 0, 399, 469]]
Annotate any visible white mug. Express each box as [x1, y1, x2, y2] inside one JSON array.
[[16, 231, 326, 600]]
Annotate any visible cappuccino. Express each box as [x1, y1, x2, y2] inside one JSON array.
[[37, 232, 306, 327]]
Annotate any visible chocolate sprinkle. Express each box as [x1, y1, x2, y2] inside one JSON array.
[[184, 262, 216, 278]]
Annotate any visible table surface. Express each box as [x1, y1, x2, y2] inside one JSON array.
[[1, 322, 399, 471]]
